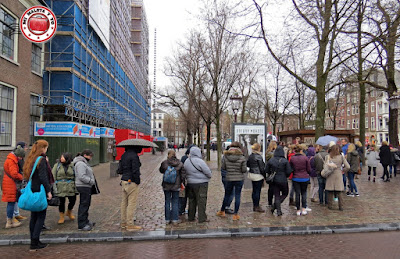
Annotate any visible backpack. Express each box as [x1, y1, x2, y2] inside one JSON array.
[[163, 166, 177, 184]]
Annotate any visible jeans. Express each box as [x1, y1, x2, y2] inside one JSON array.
[[77, 187, 92, 229], [268, 183, 274, 206], [251, 180, 263, 207], [389, 165, 397, 176], [383, 165, 389, 180], [348, 172, 358, 193], [310, 177, 319, 199], [289, 181, 294, 200], [179, 197, 187, 215], [317, 175, 328, 204], [164, 190, 179, 222], [59, 196, 77, 213], [7, 202, 15, 219], [30, 209, 46, 239], [221, 181, 244, 214], [272, 182, 289, 204], [343, 174, 347, 191], [293, 181, 308, 210], [121, 181, 140, 225], [13, 202, 20, 217], [221, 177, 234, 209], [187, 183, 209, 222], [368, 166, 377, 176]]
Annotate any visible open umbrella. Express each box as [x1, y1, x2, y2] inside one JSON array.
[[117, 139, 158, 148], [315, 135, 338, 146]]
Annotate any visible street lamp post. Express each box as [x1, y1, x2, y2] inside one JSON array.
[[230, 93, 242, 123]]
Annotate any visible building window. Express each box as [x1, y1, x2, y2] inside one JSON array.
[[153, 121, 156, 128], [347, 120, 350, 129], [365, 103, 368, 113], [31, 44, 42, 74], [371, 90, 375, 97], [353, 92, 357, 103], [352, 105, 355, 115], [371, 102, 375, 112], [347, 93, 350, 103], [347, 107, 350, 116], [30, 95, 40, 145], [153, 130, 157, 136], [371, 117, 375, 129], [158, 122, 162, 128], [158, 114, 162, 119], [352, 119, 356, 129], [0, 8, 17, 61], [365, 117, 368, 128], [0, 84, 14, 146], [355, 119, 359, 129]]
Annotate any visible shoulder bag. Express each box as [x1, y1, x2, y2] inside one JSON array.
[[321, 156, 337, 178], [265, 158, 282, 183], [18, 156, 48, 212]]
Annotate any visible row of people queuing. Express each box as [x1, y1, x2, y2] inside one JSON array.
[[159, 138, 398, 224], [2, 140, 97, 251]]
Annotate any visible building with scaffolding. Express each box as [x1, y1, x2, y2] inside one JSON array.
[[43, 0, 150, 133]]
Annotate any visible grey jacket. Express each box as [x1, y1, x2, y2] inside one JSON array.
[[183, 147, 212, 184], [221, 148, 247, 182], [73, 156, 95, 188], [314, 150, 329, 175], [346, 150, 359, 173]]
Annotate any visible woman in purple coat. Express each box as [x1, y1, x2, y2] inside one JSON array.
[[290, 145, 311, 216]]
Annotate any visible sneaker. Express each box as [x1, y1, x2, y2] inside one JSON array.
[[296, 211, 302, 216], [334, 198, 339, 202], [15, 215, 27, 220], [171, 220, 181, 226], [355, 193, 360, 197], [301, 209, 308, 215], [346, 193, 354, 197], [225, 208, 234, 214], [305, 207, 312, 212], [373, 178, 376, 182], [126, 225, 142, 231], [232, 214, 240, 221], [216, 211, 226, 217], [78, 224, 92, 231]]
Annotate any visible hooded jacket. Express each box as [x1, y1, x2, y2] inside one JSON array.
[[366, 149, 380, 167], [183, 146, 212, 184], [379, 145, 391, 166], [221, 148, 247, 182], [265, 146, 292, 184], [73, 156, 95, 188], [307, 147, 317, 177], [2, 153, 23, 202], [159, 156, 186, 191], [119, 149, 141, 185], [347, 150, 360, 173], [314, 149, 329, 175]]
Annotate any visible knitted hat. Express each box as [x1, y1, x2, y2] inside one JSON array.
[[16, 141, 26, 149], [14, 146, 26, 158]]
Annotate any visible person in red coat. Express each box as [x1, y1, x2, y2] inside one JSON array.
[[2, 149, 24, 228]]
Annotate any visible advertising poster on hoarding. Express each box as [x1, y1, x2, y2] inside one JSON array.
[[80, 125, 100, 138], [100, 127, 115, 138], [35, 122, 80, 137], [232, 123, 267, 161]]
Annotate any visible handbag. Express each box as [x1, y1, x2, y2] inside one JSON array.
[[48, 186, 60, 206], [248, 172, 263, 181], [18, 156, 48, 212], [91, 178, 100, 195], [265, 158, 281, 183], [321, 156, 337, 178], [394, 153, 400, 161]]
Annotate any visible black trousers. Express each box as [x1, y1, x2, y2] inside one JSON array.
[[59, 195, 77, 213], [30, 209, 47, 240], [293, 181, 308, 210], [272, 182, 289, 204], [77, 187, 91, 229], [186, 183, 208, 223]]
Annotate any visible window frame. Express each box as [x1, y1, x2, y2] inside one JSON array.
[[0, 81, 16, 147], [0, 6, 18, 62]]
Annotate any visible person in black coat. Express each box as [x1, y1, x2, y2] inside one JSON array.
[[379, 141, 391, 182], [265, 146, 292, 216], [119, 146, 142, 231], [247, 143, 265, 213]]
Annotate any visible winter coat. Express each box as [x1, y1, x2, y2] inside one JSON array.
[[247, 152, 265, 177], [314, 150, 329, 175], [346, 150, 360, 173], [221, 148, 247, 182], [290, 153, 311, 181], [119, 149, 141, 185], [379, 145, 391, 166], [73, 156, 95, 188], [265, 146, 292, 184], [159, 156, 186, 191], [325, 154, 350, 191], [390, 148, 399, 165], [52, 162, 78, 197], [184, 146, 212, 184], [356, 146, 364, 160], [30, 156, 52, 194], [2, 153, 23, 202], [366, 150, 380, 167], [307, 147, 317, 177]]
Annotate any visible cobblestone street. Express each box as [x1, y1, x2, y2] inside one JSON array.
[[1, 149, 400, 236]]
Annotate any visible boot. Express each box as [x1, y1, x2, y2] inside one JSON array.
[[66, 210, 75, 220], [289, 198, 295, 206], [338, 192, 344, 211], [6, 218, 21, 228], [253, 206, 265, 213], [58, 212, 65, 224], [30, 238, 47, 251], [327, 192, 334, 210], [276, 200, 283, 216], [270, 204, 276, 214]]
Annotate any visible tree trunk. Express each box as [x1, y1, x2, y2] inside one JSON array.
[[206, 120, 211, 161], [315, 84, 326, 139], [216, 112, 222, 169], [357, 2, 366, 164]]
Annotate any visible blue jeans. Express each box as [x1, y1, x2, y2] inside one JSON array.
[[222, 177, 234, 209], [221, 181, 243, 214], [7, 202, 15, 219], [348, 172, 358, 193], [164, 190, 179, 222], [317, 175, 328, 204], [252, 180, 263, 207], [14, 202, 20, 217], [389, 165, 397, 176], [343, 174, 347, 191]]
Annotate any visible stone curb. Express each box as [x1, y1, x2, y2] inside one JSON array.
[[1, 222, 399, 246]]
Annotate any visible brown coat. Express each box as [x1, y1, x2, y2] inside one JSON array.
[[325, 154, 350, 191]]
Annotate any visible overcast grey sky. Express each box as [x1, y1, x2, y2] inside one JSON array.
[[144, 0, 202, 91]]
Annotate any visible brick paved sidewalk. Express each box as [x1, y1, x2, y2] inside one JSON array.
[[0, 150, 399, 237]]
